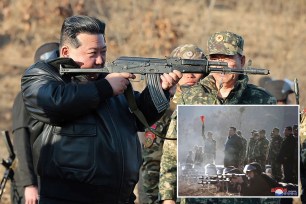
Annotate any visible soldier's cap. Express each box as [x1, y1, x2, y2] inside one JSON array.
[[273, 127, 280, 132], [293, 124, 298, 130], [263, 79, 294, 101], [208, 31, 244, 56], [259, 129, 266, 134], [170, 44, 206, 60], [251, 129, 257, 133], [34, 42, 60, 63]]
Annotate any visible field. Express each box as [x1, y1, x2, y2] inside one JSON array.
[[1, 0, 306, 203]]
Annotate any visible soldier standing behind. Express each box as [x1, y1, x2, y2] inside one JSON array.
[[141, 44, 207, 204], [267, 127, 283, 182], [159, 31, 277, 204], [203, 131, 216, 165], [246, 130, 259, 163], [237, 130, 247, 168], [253, 129, 270, 172], [278, 126, 298, 184]]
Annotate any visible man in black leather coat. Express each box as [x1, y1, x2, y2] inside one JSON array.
[[21, 15, 181, 204]]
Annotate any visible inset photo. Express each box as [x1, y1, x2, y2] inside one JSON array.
[[177, 105, 299, 198]]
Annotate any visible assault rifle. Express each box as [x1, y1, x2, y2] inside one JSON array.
[[59, 56, 270, 113], [198, 173, 246, 184], [0, 131, 15, 200], [198, 173, 245, 194]]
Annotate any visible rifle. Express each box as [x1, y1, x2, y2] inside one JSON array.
[[59, 56, 270, 113], [199, 173, 246, 183], [0, 131, 16, 200], [198, 173, 245, 194]]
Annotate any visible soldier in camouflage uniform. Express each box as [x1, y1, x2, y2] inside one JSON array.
[[252, 129, 270, 172], [141, 43, 206, 204], [237, 130, 248, 168], [247, 130, 259, 163], [267, 127, 283, 182], [158, 31, 278, 204]]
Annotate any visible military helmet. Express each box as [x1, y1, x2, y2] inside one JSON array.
[[263, 79, 294, 102], [205, 163, 217, 176], [243, 162, 262, 174], [34, 42, 60, 63], [222, 166, 235, 174], [170, 44, 206, 60], [208, 31, 244, 55]]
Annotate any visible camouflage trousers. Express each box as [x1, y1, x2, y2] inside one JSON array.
[[141, 140, 164, 204]]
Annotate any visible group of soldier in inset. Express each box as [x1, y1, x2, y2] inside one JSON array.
[[181, 124, 299, 196]]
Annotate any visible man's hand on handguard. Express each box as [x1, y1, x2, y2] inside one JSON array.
[[160, 70, 182, 90], [105, 73, 136, 96]]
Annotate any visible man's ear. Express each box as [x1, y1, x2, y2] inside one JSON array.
[[61, 46, 69, 58], [241, 55, 246, 67]]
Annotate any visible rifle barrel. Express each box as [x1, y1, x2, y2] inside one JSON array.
[[209, 67, 270, 75]]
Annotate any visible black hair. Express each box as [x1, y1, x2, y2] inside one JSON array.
[[230, 127, 236, 131], [60, 15, 106, 48]]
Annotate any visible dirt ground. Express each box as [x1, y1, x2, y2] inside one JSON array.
[[1, 0, 306, 203]]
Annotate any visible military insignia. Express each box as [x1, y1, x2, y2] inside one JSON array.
[[215, 34, 223, 42], [144, 130, 156, 148], [185, 51, 193, 57]]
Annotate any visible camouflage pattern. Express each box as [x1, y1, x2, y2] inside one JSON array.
[[252, 132, 270, 171], [142, 44, 206, 203], [207, 31, 244, 55], [141, 141, 163, 204], [247, 132, 258, 163], [237, 132, 248, 168], [170, 44, 206, 60], [158, 72, 278, 204], [141, 102, 175, 204], [267, 133, 283, 181], [201, 75, 276, 104]]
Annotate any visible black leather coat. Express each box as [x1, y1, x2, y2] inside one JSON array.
[[21, 58, 167, 203]]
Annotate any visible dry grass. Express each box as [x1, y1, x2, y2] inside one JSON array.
[[0, 0, 305, 203]]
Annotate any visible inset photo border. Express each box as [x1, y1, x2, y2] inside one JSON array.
[[177, 105, 300, 198]]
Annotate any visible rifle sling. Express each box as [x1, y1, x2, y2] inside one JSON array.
[[123, 84, 176, 140], [124, 83, 150, 128]]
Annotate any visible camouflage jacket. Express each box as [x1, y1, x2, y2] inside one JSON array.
[[247, 137, 257, 161], [267, 135, 283, 162], [253, 136, 270, 160], [158, 75, 278, 204]]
